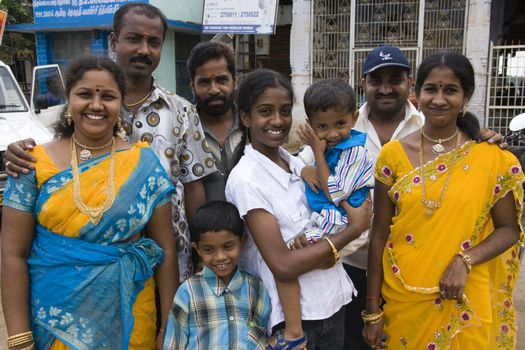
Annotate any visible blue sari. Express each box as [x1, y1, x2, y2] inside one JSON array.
[[3, 142, 174, 349]]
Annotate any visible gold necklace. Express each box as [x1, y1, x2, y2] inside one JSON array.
[[72, 135, 114, 161], [71, 137, 116, 225], [419, 130, 461, 217], [421, 128, 459, 155], [124, 89, 152, 108]]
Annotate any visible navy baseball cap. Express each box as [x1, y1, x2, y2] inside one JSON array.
[[363, 46, 411, 75]]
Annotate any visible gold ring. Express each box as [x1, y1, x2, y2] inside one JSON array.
[[5, 160, 11, 168]]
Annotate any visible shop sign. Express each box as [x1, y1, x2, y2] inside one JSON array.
[[33, 0, 146, 25], [203, 0, 279, 34]]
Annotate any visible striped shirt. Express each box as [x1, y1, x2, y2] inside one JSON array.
[[163, 266, 271, 350], [305, 129, 374, 236]]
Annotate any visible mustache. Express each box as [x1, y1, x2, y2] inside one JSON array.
[[129, 55, 153, 65], [204, 95, 227, 104]]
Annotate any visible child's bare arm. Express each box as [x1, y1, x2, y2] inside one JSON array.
[[300, 165, 320, 193]]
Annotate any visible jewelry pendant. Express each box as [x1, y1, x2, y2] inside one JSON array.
[[432, 143, 445, 154], [425, 208, 434, 217], [79, 149, 92, 161]]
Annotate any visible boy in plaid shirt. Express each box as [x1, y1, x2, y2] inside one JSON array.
[[163, 201, 271, 349]]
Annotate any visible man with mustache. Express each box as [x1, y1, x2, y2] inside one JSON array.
[[3, 3, 216, 283], [186, 41, 242, 201]]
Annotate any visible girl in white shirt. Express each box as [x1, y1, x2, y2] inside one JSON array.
[[225, 69, 371, 350]]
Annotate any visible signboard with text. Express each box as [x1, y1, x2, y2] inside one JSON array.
[[202, 0, 278, 34], [33, 0, 146, 25]]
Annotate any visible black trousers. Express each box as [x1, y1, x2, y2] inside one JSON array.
[[343, 264, 372, 350]]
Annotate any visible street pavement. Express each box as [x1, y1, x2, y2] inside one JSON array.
[[0, 249, 524, 349]]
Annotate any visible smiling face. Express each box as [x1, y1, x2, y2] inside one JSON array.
[[192, 229, 244, 284], [110, 10, 164, 82], [241, 86, 293, 158], [309, 107, 356, 147], [192, 57, 236, 118], [68, 69, 122, 144], [417, 66, 467, 130], [362, 67, 412, 119]]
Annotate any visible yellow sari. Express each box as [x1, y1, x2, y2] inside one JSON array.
[[375, 140, 523, 350]]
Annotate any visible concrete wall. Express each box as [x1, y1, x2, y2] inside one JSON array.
[[155, 29, 177, 93], [465, 0, 492, 126]]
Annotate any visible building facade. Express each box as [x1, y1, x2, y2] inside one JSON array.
[[7, 0, 205, 95]]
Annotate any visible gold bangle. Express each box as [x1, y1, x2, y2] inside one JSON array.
[[7, 331, 33, 341], [324, 236, 340, 266], [457, 251, 472, 273], [361, 309, 384, 323], [7, 331, 33, 348]]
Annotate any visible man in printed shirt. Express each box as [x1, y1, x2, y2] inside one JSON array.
[[3, 3, 216, 282], [187, 41, 243, 202], [110, 3, 216, 281]]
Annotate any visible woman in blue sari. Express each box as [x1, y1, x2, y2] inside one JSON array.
[[1, 56, 178, 350]]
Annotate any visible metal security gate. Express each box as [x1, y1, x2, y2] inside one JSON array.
[[485, 41, 525, 143], [311, 0, 468, 104]]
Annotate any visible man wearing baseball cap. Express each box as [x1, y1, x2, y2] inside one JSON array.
[[341, 45, 423, 350]]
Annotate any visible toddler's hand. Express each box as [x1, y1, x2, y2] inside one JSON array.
[[301, 165, 320, 193], [297, 123, 326, 153]]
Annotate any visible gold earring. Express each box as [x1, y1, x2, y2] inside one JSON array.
[[116, 116, 126, 140], [66, 108, 73, 126], [462, 103, 468, 117]]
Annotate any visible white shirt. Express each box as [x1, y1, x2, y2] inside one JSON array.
[[226, 145, 355, 330], [298, 101, 424, 269]]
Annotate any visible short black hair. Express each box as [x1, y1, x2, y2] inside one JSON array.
[[303, 78, 356, 120], [187, 41, 236, 82], [190, 201, 243, 242], [113, 2, 168, 40]]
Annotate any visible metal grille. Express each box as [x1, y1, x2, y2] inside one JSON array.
[[485, 42, 525, 144], [312, 0, 352, 81], [311, 0, 467, 104], [354, 0, 420, 48], [422, 0, 467, 57]]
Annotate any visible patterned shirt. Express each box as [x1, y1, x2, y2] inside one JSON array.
[[121, 79, 216, 281], [163, 266, 271, 350]]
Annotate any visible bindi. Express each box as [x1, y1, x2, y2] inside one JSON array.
[[143, 32, 150, 38], [438, 81, 443, 88]]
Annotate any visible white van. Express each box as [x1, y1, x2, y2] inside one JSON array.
[[0, 61, 64, 212]]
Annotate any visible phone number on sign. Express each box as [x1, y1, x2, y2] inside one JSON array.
[[220, 11, 258, 18]]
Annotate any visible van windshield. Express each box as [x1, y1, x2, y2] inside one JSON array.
[[0, 67, 28, 112]]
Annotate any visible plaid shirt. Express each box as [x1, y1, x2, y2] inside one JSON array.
[[163, 267, 271, 350]]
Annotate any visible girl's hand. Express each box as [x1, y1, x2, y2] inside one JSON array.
[[156, 333, 164, 350], [297, 123, 327, 154], [301, 165, 321, 193], [362, 319, 385, 349], [438, 254, 469, 302]]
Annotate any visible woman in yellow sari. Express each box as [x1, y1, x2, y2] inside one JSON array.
[[362, 51, 523, 350], [1, 56, 178, 350]]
